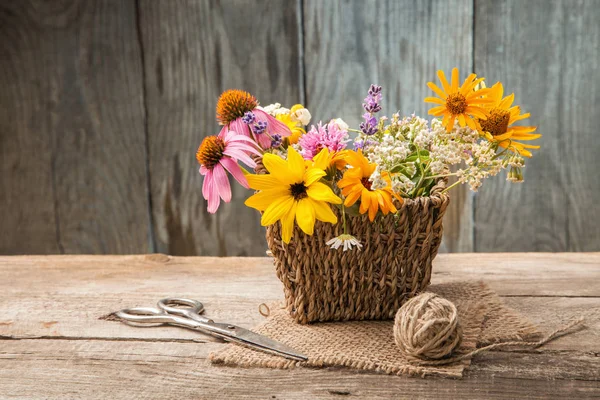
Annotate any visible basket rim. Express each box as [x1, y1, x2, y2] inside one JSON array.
[[391, 177, 449, 209]]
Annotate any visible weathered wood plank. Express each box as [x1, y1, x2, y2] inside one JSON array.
[[0, 254, 598, 398], [303, 0, 475, 252], [1, 293, 597, 352], [0, 0, 150, 254], [138, 0, 302, 256], [0, 254, 598, 344], [0, 1, 57, 254], [558, 0, 600, 251], [2, 253, 597, 295], [473, 0, 595, 252], [0, 340, 598, 399]]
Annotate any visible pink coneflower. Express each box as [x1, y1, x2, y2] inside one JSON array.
[[216, 89, 291, 149], [196, 129, 261, 213], [298, 121, 349, 160]]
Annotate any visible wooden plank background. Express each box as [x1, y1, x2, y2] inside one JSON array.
[[1, 0, 598, 255]]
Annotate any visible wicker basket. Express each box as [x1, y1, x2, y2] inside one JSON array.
[[266, 179, 449, 324]]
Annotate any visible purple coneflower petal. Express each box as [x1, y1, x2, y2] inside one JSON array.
[[225, 140, 262, 157], [223, 148, 256, 168], [221, 119, 252, 141], [202, 169, 220, 214], [254, 109, 291, 137], [221, 129, 262, 162], [224, 131, 257, 144], [212, 163, 232, 203], [220, 157, 249, 188]]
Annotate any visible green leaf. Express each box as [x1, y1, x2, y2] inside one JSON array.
[[336, 202, 362, 217], [389, 165, 413, 178], [405, 150, 430, 163]]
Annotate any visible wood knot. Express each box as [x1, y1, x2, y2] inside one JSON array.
[[144, 253, 171, 263]]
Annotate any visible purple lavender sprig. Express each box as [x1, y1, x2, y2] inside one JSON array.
[[354, 137, 378, 151], [368, 84, 382, 96], [242, 111, 256, 124], [270, 134, 282, 148], [363, 84, 382, 113], [360, 112, 379, 136], [252, 121, 267, 134], [360, 84, 382, 135]]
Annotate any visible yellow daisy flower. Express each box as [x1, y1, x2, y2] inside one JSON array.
[[309, 146, 347, 171], [479, 82, 541, 158], [245, 147, 342, 243], [338, 150, 401, 222], [425, 68, 493, 132], [276, 113, 305, 145]]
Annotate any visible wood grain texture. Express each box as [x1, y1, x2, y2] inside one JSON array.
[[303, 0, 475, 252], [138, 0, 302, 256], [1, 0, 599, 256], [1, 254, 598, 341], [1, 340, 599, 400], [559, 0, 600, 251], [0, 0, 150, 254], [0, 254, 598, 399], [472, 0, 598, 252]]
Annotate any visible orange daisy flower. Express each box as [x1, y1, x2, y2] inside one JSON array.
[[479, 82, 541, 158], [338, 150, 401, 221], [425, 68, 493, 132]]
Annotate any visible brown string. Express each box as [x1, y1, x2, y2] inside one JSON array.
[[258, 303, 271, 317], [394, 292, 586, 366]]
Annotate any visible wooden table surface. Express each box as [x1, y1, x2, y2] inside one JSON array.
[[0, 253, 598, 399]]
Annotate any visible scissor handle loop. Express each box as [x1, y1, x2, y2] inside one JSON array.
[[114, 307, 170, 327], [158, 298, 211, 323]]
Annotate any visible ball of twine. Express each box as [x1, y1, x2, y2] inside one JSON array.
[[394, 292, 586, 366], [394, 292, 462, 362]]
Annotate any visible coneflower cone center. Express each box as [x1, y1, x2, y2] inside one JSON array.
[[361, 177, 372, 190], [446, 93, 467, 115], [290, 183, 308, 200], [479, 108, 510, 136], [197, 136, 225, 169], [216, 89, 258, 125]]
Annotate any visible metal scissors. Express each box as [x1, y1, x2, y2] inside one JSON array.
[[115, 298, 307, 362]]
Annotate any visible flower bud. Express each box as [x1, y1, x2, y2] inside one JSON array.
[[290, 106, 312, 126], [507, 167, 524, 182], [330, 118, 349, 131]]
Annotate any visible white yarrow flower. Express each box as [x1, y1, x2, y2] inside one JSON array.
[[262, 103, 282, 116], [291, 108, 312, 125], [330, 118, 349, 131], [326, 234, 363, 251]]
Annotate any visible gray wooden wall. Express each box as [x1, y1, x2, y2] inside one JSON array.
[[1, 0, 599, 256]]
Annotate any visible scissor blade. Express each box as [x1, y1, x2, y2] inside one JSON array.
[[216, 323, 308, 362]]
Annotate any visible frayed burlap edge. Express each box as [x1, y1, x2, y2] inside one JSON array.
[[209, 281, 538, 378], [479, 292, 540, 345]]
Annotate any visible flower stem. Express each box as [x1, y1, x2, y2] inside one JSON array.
[[410, 143, 432, 197], [411, 164, 430, 197], [441, 180, 462, 193], [427, 172, 459, 180], [492, 146, 510, 160]]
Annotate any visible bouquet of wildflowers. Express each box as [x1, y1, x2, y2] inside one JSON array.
[[196, 69, 540, 250]]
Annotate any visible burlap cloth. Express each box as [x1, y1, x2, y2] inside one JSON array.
[[209, 281, 540, 378]]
